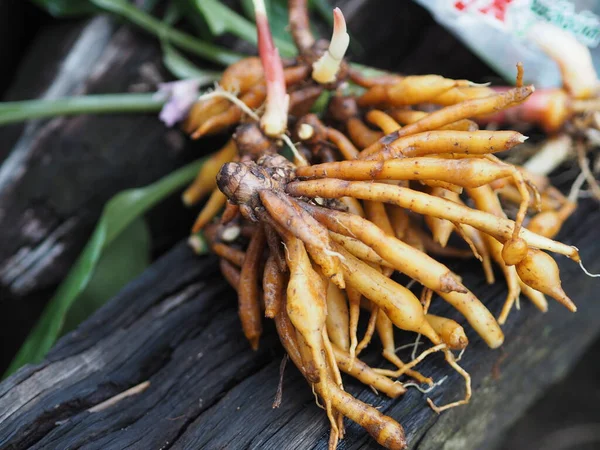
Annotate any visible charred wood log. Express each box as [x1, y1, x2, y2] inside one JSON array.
[[0, 197, 598, 449]]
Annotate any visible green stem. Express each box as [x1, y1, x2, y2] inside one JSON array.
[[309, 0, 334, 26], [0, 65, 391, 126], [0, 93, 164, 126], [194, 0, 296, 57], [90, 0, 244, 66], [349, 62, 389, 78]]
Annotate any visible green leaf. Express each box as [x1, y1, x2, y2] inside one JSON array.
[[240, 0, 254, 19], [173, 0, 213, 40], [139, 0, 160, 12], [350, 62, 389, 79], [61, 218, 151, 334], [310, 90, 331, 113], [90, 0, 244, 66], [194, 0, 246, 37], [159, 4, 222, 82], [240, 0, 297, 51], [192, 0, 296, 57], [163, 1, 182, 25], [30, 0, 159, 16], [4, 157, 209, 378], [308, 0, 333, 26], [30, 0, 97, 17], [162, 41, 222, 81], [0, 93, 164, 126]]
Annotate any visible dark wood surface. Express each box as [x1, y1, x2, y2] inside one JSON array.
[[0, 196, 598, 450], [0, 19, 219, 372], [0, 1, 49, 99]]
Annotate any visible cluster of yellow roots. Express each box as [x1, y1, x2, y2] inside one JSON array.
[[176, 2, 582, 449]]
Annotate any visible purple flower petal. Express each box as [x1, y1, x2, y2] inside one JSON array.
[[156, 79, 201, 127]]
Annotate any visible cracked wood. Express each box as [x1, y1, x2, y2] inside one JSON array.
[[0, 196, 599, 449]]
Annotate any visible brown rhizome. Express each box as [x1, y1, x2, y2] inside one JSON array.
[[175, 1, 593, 448]]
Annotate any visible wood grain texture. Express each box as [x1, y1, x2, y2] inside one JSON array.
[[0, 17, 107, 158], [0, 21, 217, 371], [0, 198, 598, 450]]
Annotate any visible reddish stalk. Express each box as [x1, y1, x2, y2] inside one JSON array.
[[254, 0, 289, 137]]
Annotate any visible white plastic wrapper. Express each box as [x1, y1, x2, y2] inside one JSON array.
[[415, 0, 600, 88]]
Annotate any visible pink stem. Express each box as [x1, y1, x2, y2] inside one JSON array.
[[255, 3, 289, 136]]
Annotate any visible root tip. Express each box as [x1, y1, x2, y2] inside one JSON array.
[[487, 334, 504, 349], [561, 296, 577, 312], [249, 337, 260, 351], [182, 191, 197, 207], [579, 259, 600, 277]]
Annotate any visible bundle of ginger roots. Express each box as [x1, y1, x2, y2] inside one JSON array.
[[169, 1, 596, 448]]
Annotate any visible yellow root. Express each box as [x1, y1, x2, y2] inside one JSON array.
[[374, 344, 447, 378], [333, 244, 442, 344], [192, 188, 228, 233], [288, 179, 578, 260], [427, 349, 471, 413], [183, 140, 238, 206], [333, 345, 406, 398], [355, 306, 378, 355]]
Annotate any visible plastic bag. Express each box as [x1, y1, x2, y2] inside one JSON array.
[[415, 0, 600, 87]]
